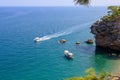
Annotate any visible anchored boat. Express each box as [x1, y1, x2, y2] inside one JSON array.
[[64, 50, 74, 59]]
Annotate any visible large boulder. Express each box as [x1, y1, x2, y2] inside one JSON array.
[[76, 41, 80, 44], [59, 39, 66, 43], [85, 39, 94, 44]]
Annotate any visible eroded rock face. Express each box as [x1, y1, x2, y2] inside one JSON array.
[[91, 19, 120, 51]]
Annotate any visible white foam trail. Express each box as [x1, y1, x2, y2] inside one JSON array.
[[38, 21, 94, 42], [39, 31, 71, 41]]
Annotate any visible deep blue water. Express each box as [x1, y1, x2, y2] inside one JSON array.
[[0, 7, 120, 80]]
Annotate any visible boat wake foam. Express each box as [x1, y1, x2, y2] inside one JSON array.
[[39, 31, 71, 41], [37, 21, 93, 42]]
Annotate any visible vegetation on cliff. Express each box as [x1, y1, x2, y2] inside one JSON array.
[[101, 6, 120, 21]]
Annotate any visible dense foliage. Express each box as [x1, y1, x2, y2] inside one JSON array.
[[101, 6, 120, 21], [74, 0, 90, 5], [65, 68, 113, 80]]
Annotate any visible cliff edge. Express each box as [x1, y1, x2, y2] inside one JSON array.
[[91, 6, 120, 51]]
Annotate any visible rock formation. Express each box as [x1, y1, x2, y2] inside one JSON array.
[[59, 39, 66, 43], [85, 39, 94, 44], [91, 18, 120, 51], [76, 41, 80, 44]]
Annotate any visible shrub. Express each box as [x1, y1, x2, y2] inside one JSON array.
[[65, 68, 112, 80]]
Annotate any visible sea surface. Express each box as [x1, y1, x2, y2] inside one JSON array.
[[0, 7, 120, 80]]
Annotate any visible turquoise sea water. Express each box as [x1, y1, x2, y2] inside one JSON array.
[[0, 7, 120, 80]]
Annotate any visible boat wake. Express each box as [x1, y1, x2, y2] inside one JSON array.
[[36, 21, 94, 42], [38, 31, 71, 41]]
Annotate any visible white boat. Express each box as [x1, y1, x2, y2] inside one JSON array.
[[64, 50, 74, 59], [34, 37, 41, 42]]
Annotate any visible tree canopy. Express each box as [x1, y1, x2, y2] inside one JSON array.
[[65, 68, 113, 80], [101, 6, 120, 21], [74, 0, 90, 5]]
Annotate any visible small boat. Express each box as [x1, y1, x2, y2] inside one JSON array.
[[34, 37, 41, 42], [64, 50, 74, 59]]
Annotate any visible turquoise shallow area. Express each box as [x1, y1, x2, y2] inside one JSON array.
[[0, 7, 120, 80]]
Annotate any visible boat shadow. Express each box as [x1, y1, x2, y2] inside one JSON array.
[[63, 56, 74, 61]]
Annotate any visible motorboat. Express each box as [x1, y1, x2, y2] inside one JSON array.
[[64, 50, 74, 59], [34, 37, 41, 42]]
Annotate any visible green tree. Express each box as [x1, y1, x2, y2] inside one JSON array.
[[65, 68, 113, 80], [74, 0, 90, 5], [108, 6, 120, 15], [101, 6, 120, 21]]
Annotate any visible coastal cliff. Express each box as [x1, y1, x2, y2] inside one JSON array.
[[91, 6, 120, 51]]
